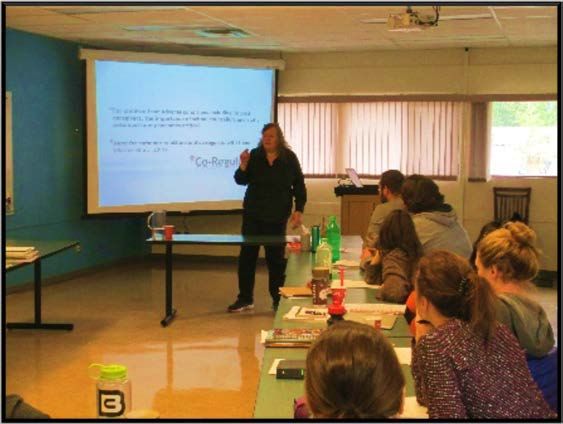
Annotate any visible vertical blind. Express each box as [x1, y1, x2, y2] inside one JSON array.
[[277, 102, 338, 175], [278, 101, 464, 178]]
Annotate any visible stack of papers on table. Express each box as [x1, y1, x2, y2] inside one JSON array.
[[279, 287, 312, 298], [333, 259, 360, 267], [284, 306, 328, 321], [330, 279, 379, 290], [6, 246, 39, 264], [345, 303, 406, 315], [261, 328, 324, 347]]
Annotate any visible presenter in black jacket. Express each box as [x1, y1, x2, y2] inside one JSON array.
[[228, 123, 307, 312]]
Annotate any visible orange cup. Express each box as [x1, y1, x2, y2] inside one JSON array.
[[164, 225, 175, 240]]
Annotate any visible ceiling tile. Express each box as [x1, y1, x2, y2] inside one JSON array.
[[6, 12, 88, 26], [492, 6, 558, 19], [5, 6, 59, 17], [4, 5, 558, 53], [68, 9, 211, 25]]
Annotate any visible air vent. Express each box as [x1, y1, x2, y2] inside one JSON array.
[[194, 28, 250, 39]]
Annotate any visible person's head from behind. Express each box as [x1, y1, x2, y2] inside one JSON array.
[[415, 250, 496, 341], [259, 122, 289, 154], [305, 321, 405, 419], [379, 209, 423, 260], [401, 175, 444, 213], [379, 170, 405, 203], [475, 221, 539, 290], [469, 220, 502, 270]]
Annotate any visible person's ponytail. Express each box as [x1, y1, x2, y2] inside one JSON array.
[[466, 272, 497, 341]]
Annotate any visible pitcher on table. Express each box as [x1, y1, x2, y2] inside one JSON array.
[[147, 210, 166, 240]]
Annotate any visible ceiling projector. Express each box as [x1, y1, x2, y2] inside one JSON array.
[[387, 6, 440, 32]]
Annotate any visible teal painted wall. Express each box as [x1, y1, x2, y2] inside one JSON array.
[[5, 29, 149, 287]]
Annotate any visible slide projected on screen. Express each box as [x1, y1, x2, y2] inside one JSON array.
[[86, 54, 277, 214]]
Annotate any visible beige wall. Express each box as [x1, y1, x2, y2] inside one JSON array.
[[279, 46, 557, 96], [158, 46, 558, 270]]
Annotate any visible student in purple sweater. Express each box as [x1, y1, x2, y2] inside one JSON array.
[[411, 250, 555, 419]]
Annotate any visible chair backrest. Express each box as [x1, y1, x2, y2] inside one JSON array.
[[493, 187, 531, 225]]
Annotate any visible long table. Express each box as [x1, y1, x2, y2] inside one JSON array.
[[253, 236, 416, 418], [5, 239, 80, 331], [147, 234, 298, 327]]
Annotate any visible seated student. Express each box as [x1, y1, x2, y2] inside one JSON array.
[[411, 250, 555, 419], [363, 169, 405, 249], [475, 221, 555, 358], [299, 321, 405, 419], [401, 175, 472, 259], [363, 209, 423, 303]]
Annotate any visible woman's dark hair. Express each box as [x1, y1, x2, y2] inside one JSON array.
[[469, 220, 502, 270], [415, 250, 496, 341], [257, 122, 291, 153], [305, 321, 405, 419], [379, 209, 423, 261], [401, 174, 444, 213]]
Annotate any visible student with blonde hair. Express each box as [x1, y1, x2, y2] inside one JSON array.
[[302, 321, 405, 419], [412, 250, 555, 419], [475, 221, 554, 358], [475, 221, 558, 412]]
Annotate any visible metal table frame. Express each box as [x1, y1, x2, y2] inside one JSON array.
[[148, 234, 293, 327], [6, 240, 79, 331]]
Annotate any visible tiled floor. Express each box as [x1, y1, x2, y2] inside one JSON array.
[[5, 257, 558, 418]]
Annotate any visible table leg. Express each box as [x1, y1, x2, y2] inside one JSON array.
[[160, 243, 177, 327], [7, 259, 74, 331]]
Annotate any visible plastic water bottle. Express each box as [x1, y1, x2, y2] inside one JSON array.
[[326, 215, 341, 261], [89, 363, 132, 418], [315, 238, 333, 274]]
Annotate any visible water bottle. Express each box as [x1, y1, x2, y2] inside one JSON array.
[[315, 238, 332, 274], [326, 215, 341, 262], [89, 363, 132, 418]]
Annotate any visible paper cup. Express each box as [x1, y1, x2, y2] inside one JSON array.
[[164, 225, 175, 240]]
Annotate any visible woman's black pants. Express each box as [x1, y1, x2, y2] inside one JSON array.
[[237, 215, 287, 304]]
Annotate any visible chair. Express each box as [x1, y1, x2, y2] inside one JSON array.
[[493, 187, 531, 225], [527, 347, 559, 413]]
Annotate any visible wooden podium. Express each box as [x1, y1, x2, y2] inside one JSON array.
[[334, 185, 380, 236]]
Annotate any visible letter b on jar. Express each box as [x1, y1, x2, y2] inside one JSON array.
[[98, 389, 125, 417]]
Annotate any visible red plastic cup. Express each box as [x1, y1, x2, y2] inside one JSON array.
[[164, 225, 175, 240]]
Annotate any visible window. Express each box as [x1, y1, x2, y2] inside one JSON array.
[[278, 100, 464, 178], [490, 101, 557, 177]]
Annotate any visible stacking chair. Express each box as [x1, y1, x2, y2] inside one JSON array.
[[493, 187, 531, 225]]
